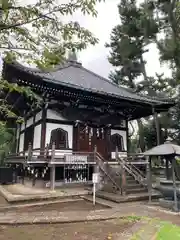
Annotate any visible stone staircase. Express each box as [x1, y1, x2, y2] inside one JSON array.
[[99, 169, 148, 195], [125, 173, 148, 195], [92, 153, 160, 202], [91, 152, 162, 203]]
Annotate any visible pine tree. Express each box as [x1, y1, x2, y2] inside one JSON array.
[[106, 0, 159, 151], [153, 0, 180, 143]]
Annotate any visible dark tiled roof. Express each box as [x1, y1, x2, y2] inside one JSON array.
[[9, 61, 174, 106]]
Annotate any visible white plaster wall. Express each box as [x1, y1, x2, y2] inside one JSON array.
[[26, 117, 34, 128], [46, 123, 73, 149], [21, 123, 25, 131], [110, 129, 127, 159], [35, 111, 42, 122], [19, 133, 24, 152], [33, 124, 42, 149], [47, 109, 67, 120]]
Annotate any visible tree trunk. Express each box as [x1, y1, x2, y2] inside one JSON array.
[[140, 55, 161, 146], [137, 119, 145, 152]]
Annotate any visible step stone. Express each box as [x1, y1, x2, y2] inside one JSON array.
[[126, 184, 145, 189], [126, 188, 148, 194]]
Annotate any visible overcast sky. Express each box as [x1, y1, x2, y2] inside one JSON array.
[[73, 0, 171, 79], [0, 0, 171, 80]]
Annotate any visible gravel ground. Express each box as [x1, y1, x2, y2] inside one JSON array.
[[0, 219, 135, 240]]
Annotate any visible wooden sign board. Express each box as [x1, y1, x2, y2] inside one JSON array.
[[92, 173, 99, 184]]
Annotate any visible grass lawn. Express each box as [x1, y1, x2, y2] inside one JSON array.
[[157, 221, 180, 240], [130, 216, 180, 240]]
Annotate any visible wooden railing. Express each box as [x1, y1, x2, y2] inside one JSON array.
[[117, 157, 147, 188], [6, 143, 97, 164], [95, 151, 121, 192]]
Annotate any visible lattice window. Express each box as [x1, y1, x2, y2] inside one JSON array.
[[49, 128, 69, 149], [111, 133, 124, 152]]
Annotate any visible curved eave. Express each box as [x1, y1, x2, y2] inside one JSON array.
[[42, 76, 175, 109], [3, 61, 175, 121]]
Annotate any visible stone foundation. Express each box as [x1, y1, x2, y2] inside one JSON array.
[[159, 198, 180, 210]]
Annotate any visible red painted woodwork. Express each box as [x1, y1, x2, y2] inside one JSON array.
[[74, 125, 109, 159]]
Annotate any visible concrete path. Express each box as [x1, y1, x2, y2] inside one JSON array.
[[1, 185, 180, 239], [0, 199, 179, 239], [0, 185, 89, 202], [0, 202, 179, 225]]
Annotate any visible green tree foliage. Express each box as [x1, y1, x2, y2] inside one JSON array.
[[106, 0, 158, 88], [0, 0, 102, 67], [153, 0, 180, 143], [0, 0, 103, 159], [106, 0, 180, 151], [0, 122, 15, 164]]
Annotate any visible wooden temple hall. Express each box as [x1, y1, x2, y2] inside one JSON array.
[[3, 52, 174, 189]]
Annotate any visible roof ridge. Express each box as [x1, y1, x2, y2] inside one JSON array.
[[9, 60, 72, 73], [11, 61, 42, 73]]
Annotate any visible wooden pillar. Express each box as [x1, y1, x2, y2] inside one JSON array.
[[115, 146, 118, 161], [147, 156, 152, 203], [50, 165, 55, 191], [93, 145, 99, 174], [77, 122, 80, 151], [27, 142, 32, 163], [152, 107, 160, 146], [121, 147, 126, 196], [50, 142, 56, 191], [22, 165, 25, 185], [40, 107, 47, 155], [165, 158, 170, 180], [121, 167, 126, 196], [16, 124, 20, 154], [125, 120, 129, 155], [116, 146, 126, 195], [94, 145, 97, 163], [172, 158, 178, 212]]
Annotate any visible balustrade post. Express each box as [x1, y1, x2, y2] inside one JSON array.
[[51, 142, 56, 162], [22, 165, 25, 185], [115, 146, 118, 161], [146, 156, 152, 203], [94, 145, 97, 160], [27, 142, 32, 162], [93, 145, 98, 170], [45, 144, 49, 160], [121, 166, 126, 196]]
